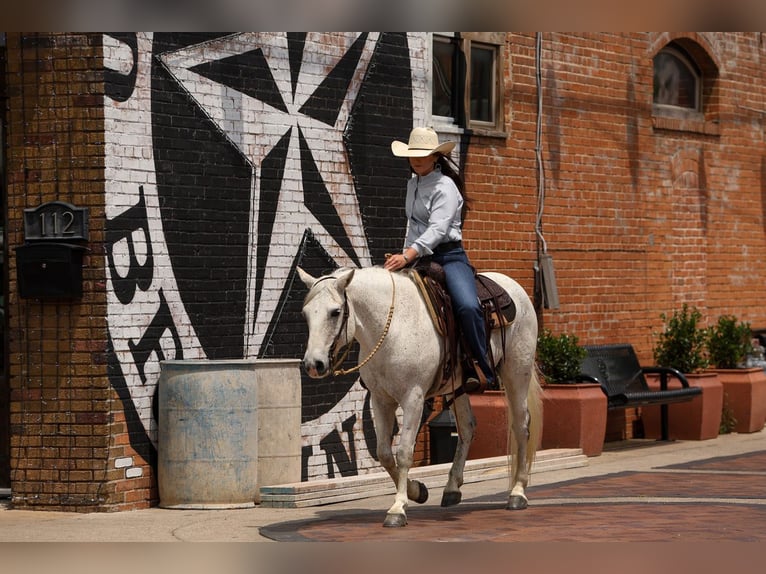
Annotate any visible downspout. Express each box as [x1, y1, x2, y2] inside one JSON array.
[[534, 32, 559, 322]]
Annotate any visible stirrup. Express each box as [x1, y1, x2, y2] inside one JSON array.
[[463, 366, 488, 394]]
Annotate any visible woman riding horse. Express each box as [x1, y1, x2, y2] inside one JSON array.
[[383, 127, 494, 393]]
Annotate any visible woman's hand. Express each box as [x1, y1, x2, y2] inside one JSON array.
[[384, 253, 408, 272], [384, 247, 416, 272]]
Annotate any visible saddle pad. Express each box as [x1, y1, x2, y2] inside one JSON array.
[[476, 275, 513, 313], [476, 275, 516, 326], [409, 265, 514, 395], [413, 261, 516, 325]]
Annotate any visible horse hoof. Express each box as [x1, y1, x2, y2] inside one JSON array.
[[440, 491, 462, 507], [506, 495, 528, 510], [383, 513, 407, 528], [411, 481, 429, 504]]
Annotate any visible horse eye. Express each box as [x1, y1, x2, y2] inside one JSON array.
[[330, 308, 342, 318]]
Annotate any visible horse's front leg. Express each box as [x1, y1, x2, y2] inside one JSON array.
[[371, 392, 427, 527], [441, 393, 476, 507]]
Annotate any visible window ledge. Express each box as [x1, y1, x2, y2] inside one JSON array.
[[467, 126, 508, 139], [432, 119, 508, 141], [652, 105, 719, 136], [431, 118, 464, 136], [652, 114, 720, 136]]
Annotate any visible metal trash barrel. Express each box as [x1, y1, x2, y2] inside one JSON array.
[[251, 359, 302, 503], [158, 359, 260, 509], [428, 407, 457, 464]]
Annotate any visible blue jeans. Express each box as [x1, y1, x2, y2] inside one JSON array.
[[431, 246, 494, 383]]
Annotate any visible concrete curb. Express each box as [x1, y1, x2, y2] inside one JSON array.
[[260, 447, 587, 507]]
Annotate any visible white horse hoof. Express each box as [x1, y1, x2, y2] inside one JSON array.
[[383, 513, 407, 528], [440, 491, 462, 507], [506, 495, 528, 510]]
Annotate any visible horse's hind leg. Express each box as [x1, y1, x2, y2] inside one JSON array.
[[504, 366, 540, 510], [507, 396, 531, 509], [440, 393, 476, 507]]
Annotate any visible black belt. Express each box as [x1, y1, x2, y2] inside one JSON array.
[[433, 241, 462, 254]]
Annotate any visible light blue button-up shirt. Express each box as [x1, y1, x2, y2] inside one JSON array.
[[404, 165, 464, 256]]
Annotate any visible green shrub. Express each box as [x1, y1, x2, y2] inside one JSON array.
[[653, 303, 709, 373], [707, 315, 752, 369], [536, 329, 587, 384]]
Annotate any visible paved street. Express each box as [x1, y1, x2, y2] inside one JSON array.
[[3, 430, 766, 574], [1, 428, 765, 544]]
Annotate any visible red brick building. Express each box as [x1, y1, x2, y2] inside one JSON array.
[[1, 32, 764, 511]]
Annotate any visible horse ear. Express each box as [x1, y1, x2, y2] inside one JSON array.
[[297, 266, 316, 288], [335, 268, 355, 292]]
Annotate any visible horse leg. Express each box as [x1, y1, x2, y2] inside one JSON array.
[[507, 397, 531, 509], [370, 394, 428, 527], [504, 367, 541, 510], [440, 393, 476, 507]]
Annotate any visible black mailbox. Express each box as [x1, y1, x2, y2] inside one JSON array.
[[16, 242, 87, 299]]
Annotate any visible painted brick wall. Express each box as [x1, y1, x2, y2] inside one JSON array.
[[100, 32, 425, 489]]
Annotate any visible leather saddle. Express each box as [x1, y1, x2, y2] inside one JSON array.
[[409, 260, 516, 394]]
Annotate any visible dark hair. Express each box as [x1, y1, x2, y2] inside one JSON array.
[[436, 154, 471, 223]]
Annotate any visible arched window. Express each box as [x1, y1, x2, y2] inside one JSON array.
[[652, 37, 719, 135], [653, 45, 701, 111]]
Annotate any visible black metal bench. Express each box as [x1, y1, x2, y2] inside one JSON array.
[[579, 343, 703, 441]]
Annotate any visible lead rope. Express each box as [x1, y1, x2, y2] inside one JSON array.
[[332, 272, 396, 377]]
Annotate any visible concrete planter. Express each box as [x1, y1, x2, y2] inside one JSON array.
[[709, 368, 766, 433], [157, 359, 301, 509], [541, 383, 607, 456], [643, 372, 723, 441]]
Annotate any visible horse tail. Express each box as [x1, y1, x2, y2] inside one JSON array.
[[525, 367, 543, 473], [507, 366, 543, 485]]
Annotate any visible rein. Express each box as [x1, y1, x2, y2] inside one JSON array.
[[330, 272, 396, 377]]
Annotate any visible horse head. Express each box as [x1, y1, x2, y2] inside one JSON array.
[[297, 266, 356, 378]]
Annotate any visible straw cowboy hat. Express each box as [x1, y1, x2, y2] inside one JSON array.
[[391, 127, 456, 157]]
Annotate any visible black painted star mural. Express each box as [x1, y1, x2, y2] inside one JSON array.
[[150, 32, 414, 418], [105, 32, 436, 480]]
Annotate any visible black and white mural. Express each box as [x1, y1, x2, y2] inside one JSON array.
[[103, 32, 435, 480]]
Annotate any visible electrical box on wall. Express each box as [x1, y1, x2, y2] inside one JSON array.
[[540, 253, 560, 310], [16, 201, 89, 300]]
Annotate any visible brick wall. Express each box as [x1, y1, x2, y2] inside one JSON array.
[[466, 32, 766, 438], [4, 33, 154, 510], [466, 33, 766, 364]]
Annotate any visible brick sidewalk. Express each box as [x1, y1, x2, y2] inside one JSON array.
[[260, 450, 766, 542]]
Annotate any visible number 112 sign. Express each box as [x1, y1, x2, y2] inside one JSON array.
[[23, 201, 89, 242]]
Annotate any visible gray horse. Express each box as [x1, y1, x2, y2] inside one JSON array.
[[299, 265, 542, 527]]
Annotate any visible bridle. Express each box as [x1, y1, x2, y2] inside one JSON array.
[[308, 272, 397, 378]]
